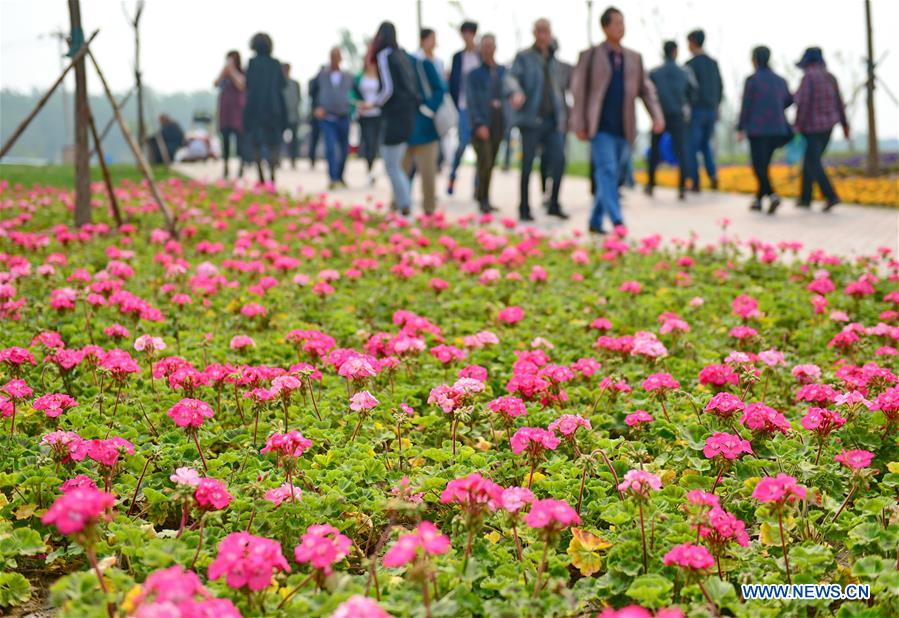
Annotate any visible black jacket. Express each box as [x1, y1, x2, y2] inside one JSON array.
[[466, 63, 509, 129], [373, 47, 420, 145], [685, 53, 723, 110], [243, 54, 287, 131]]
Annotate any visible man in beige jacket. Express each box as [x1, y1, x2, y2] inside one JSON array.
[[570, 6, 664, 234]]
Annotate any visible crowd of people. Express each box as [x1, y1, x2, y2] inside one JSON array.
[[211, 6, 850, 233]]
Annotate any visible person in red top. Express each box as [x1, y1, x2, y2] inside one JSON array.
[[793, 47, 849, 212]]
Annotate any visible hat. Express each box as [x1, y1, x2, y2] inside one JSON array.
[[796, 47, 824, 68]]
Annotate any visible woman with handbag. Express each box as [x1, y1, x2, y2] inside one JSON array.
[[736, 46, 793, 214]]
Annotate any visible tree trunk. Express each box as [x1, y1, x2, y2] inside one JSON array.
[[68, 0, 91, 227]]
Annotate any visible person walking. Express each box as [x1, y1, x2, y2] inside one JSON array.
[[467, 34, 508, 214], [508, 18, 569, 222], [571, 6, 664, 234], [415, 28, 445, 79], [214, 50, 246, 179], [307, 71, 322, 168], [736, 46, 793, 214], [355, 54, 383, 185], [314, 48, 354, 190], [793, 47, 849, 212], [646, 41, 694, 199], [404, 41, 446, 215], [282, 63, 301, 169], [685, 29, 723, 192], [243, 32, 286, 185], [447, 21, 480, 196], [361, 21, 420, 216]]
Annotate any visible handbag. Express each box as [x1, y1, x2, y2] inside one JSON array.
[[415, 58, 458, 137]]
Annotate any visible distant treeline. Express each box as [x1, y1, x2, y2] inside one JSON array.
[[1, 88, 216, 164]]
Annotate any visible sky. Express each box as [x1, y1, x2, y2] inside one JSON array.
[[1, 0, 897, 138]]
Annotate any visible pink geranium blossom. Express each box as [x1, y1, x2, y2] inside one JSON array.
[[523, 498, 580, 531], [349, 390, 379, 411], [383, 521, 450, 568], [293, 524, 352, 574], [167, 398, 214, 429], [834, 449, 875, 470], [703, 432, 753, 461], [663, 542, 715, 570], [33, 393, 78, 418], [194, 477, 233, 511], [265, 483, 303, 507], [208, 532, 291, 591], [625, 410, 654, 428], [618, 470, 662, 499], [752, 473, 807, 504], [42, 487, 116, 536]]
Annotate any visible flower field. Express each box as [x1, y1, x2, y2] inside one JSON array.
[[1, 176, 898, 617], [633, 164, 899, 208]]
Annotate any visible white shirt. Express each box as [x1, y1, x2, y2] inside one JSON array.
[[458, 50, 480, 109], [329, 70, 342, 87], [358, 74, 382, 117]]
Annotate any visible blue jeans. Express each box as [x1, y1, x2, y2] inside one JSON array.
[[321, 116, 349, 182], [449, 109, 471, 182], [519, 116, 564, 215], [688, 107, 718, 186], [590, 131, 629, 230], [381, 143, 411, 211]]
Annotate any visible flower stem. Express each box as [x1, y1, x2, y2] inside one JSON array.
[[527, 460, 537, 489], [511, 523, 528, 585], [659, 399, 671, 422], [814, 439, 824, 466], [777, 510, 792, 584], [351, 413, 365, 442], [532, 539, 551, 597], [85, 545, 114, 618], [276, 571, 316, 610], [698, 579, 718, 612], [830, 484, 857, 523], [577, 466, 589, 514], [639, 501, 648, 574], [193, 432, 208, 472], [307, 378, 322, 421], [190, 515, 205, 569], [711, 465, 725, 494], [127, 454, 154, 516]]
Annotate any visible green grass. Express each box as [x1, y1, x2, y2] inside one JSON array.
[[0, 164, 182, 187]]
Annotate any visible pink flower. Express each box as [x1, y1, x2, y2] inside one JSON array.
[[618, 470, 662, 498], [194, 477, 233, 511], [801, 407, 846, 437], [383, 521, 450, 568], [349, 390, 379, 412], [331, 595, 391, 618], [208, 532, 291, 591], [510, 427, 560, 456], [70, 437, 135, 467], [834, 449, 875, 470], [41, 487, 116, 535], [170, 467, 202, 487], [440, 473, 504, 511], [500, 486, 535, 513], [294, 524, 353, 574], [167, 398, 214, 429], [488, 396, 528, 420], [2, 379, 32, 400], [752, 473, 807, 504], [620, 280, 642, 294], [261, 431, 313, 459], [663, 542, 715, 570], [130, 565, 241, 618], [523, 498, 580, 531], [625, 410, 654, 427], [698, 364, 740, 388], [33, 393, 78, 418], [732, 294, 760, 319], [741, 403, 791, 435], [548, 414, 591, 437], [631, 331, 668, 359], [134, 335, 166, 352], [703, 432, 753, 461], [229, 335, 256, 350], [704, 392, 745, 418], [642, 373, 680, 393], [265, 483, 303, 506], [60, 474, 98, 494], [430, 344, 467, 365], [792, 364, 822, 384], [497, 306, 525, 325]]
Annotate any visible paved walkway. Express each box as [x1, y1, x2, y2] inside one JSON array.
[[175, 158, 898, 258]]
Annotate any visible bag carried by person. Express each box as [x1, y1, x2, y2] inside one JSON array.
[[415, 58, 458, 137]]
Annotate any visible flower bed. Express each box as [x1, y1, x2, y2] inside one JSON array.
[[1, 177, 898, 617], [634, 164, 899, 207]]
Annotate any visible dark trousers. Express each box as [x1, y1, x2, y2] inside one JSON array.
[[247, 125, 281, 183], [473, 108, 504, 204], [801, 130, 838, 203], [359, 116, 382, 171], [519, 115, 563, 216], [307, 117, 320, 165], [285, 122, 300, 165], [220, 128, 245, 177], [648, 113, 687, 191], [748, 136, 781, 198], [688, 107, 718, 186]]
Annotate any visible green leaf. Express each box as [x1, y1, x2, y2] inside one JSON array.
[[0, 572, 31, 608], [625, 573, 674, 608]]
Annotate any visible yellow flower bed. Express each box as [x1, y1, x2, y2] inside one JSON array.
[[634, 164, 899, 207]]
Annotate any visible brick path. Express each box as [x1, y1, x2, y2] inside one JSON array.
[[175, 158, 898, 258]]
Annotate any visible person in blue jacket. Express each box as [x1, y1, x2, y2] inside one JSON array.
[[467, 34, 508, 214], [446, 21, 480, 196]]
